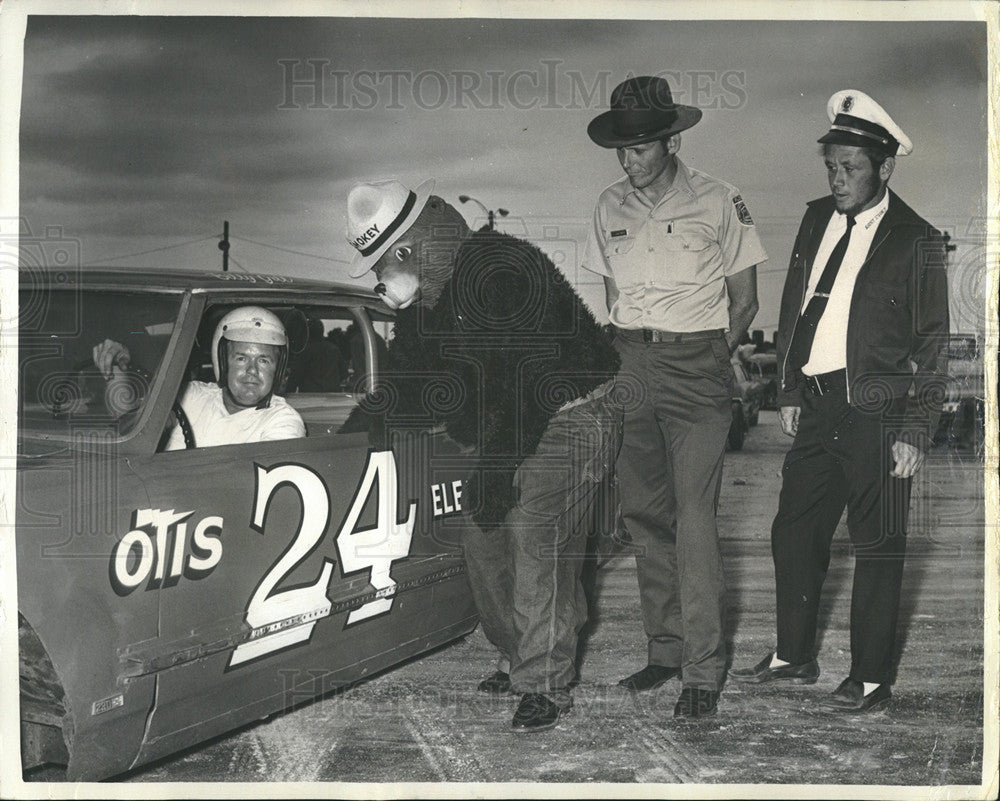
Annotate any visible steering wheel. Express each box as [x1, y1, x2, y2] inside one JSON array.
[[171, 399, 196, 449]]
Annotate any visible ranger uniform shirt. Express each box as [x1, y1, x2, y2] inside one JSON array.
[[582, 158, 767, 332]]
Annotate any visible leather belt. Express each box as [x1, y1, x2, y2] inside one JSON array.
[[619, 328, 724, 344], [801, 368, 846, 396]]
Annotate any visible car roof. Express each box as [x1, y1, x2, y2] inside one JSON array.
[[20, 266, 381, 302]]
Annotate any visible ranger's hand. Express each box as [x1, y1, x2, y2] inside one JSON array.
[[778, 406, 800, 437]]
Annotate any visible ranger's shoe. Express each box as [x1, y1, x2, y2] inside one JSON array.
[[673, 687, 719, 719], [618, 664, 681, 692], [729, 652, 820, 684], [511, 693, 564, 733]]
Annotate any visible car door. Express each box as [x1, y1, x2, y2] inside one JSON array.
[[16, 281, 198, 780], [124, 300, 477, 768]]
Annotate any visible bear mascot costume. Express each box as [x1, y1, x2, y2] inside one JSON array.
[[345, 179, 622, 732]]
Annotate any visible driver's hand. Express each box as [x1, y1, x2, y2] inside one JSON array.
[[93, 339, 131, 380]]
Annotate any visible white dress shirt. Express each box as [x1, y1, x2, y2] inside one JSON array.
[[801, 192, 890, 375]]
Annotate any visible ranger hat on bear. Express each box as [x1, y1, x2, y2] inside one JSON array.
[[587, 75, 702, 148], [818, 89, 912, 156], [346, 178, 435, 277]]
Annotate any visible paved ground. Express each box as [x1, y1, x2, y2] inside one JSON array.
[[33, 411, 994, 794]]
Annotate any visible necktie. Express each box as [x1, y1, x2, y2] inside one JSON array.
[[787, 215, 855, 371]]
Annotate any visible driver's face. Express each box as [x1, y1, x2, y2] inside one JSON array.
[[225, 340, 278, 407]]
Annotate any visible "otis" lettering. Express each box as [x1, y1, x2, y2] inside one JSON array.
[[109, 508, 223, 595]]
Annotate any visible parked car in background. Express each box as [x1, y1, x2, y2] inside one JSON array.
[[17, 268, 479, 781], [746, 351, 779, 411], [727, 356, 769, 451], [933, 334, 985, 452]]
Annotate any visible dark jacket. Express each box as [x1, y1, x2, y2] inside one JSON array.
[[776, 189, 950, 448]]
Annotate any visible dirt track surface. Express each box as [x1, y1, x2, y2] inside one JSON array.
[[43, 412, 991, 792]]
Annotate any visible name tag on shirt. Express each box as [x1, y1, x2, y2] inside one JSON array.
[[610, 229, 628, 238]]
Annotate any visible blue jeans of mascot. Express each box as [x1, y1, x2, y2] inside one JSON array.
[[461, 386, 622, 708]]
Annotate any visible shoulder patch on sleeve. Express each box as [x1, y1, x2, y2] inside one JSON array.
[[732, 195, 754, 226]]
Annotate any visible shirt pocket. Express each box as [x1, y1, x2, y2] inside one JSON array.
[[604, 234, 637, 260], [657, 232, 716, 278], [603, 235, 639, 286]]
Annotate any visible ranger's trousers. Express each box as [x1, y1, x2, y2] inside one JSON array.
[[614, 330, 733, 691]]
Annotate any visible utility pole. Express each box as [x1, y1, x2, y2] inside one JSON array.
[[219, 220, 230, 271]]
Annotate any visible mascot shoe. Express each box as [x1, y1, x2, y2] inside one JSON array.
[[346, 178, 434, 277]]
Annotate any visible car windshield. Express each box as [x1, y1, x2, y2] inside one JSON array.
[[18, 288, 182, 444]]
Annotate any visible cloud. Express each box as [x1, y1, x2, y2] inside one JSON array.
[[16, 14, 988, 329]]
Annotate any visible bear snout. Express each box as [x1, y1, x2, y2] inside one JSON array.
[[377, 273, 421, 310]]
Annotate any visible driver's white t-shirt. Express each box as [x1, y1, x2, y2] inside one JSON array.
[[166, 381, 305, 450]]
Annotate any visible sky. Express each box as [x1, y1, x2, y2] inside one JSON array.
[[11, 6, 992, 336]]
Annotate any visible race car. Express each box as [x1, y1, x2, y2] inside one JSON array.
[[16, 267, 479, 781]]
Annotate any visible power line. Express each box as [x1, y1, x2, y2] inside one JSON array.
[[230, 234, 351, 265], [83, 235, 218, 266], [225, 254, 251, 274]]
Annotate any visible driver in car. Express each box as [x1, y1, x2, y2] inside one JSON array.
[[93, 305, 305, 449]]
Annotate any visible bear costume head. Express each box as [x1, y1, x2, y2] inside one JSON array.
[[346, 179, 471, 310]]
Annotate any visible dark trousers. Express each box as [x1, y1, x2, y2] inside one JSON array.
[[614, 331, 733, 690], [771, 386, 912, 684], [461, 389, 622, 707]]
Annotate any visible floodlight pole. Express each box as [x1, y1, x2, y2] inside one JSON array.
[[458, 195, 509, 231]]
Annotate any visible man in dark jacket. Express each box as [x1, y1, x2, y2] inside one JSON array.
[[730, 90, 949, 712]]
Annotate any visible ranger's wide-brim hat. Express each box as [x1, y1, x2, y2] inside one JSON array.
[[345, 178, 435, 277], [817, 89, 912, 156], [588, 75, 702, 148]]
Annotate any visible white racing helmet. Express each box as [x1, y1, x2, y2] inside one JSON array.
[[210, 306, 288, 396]]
